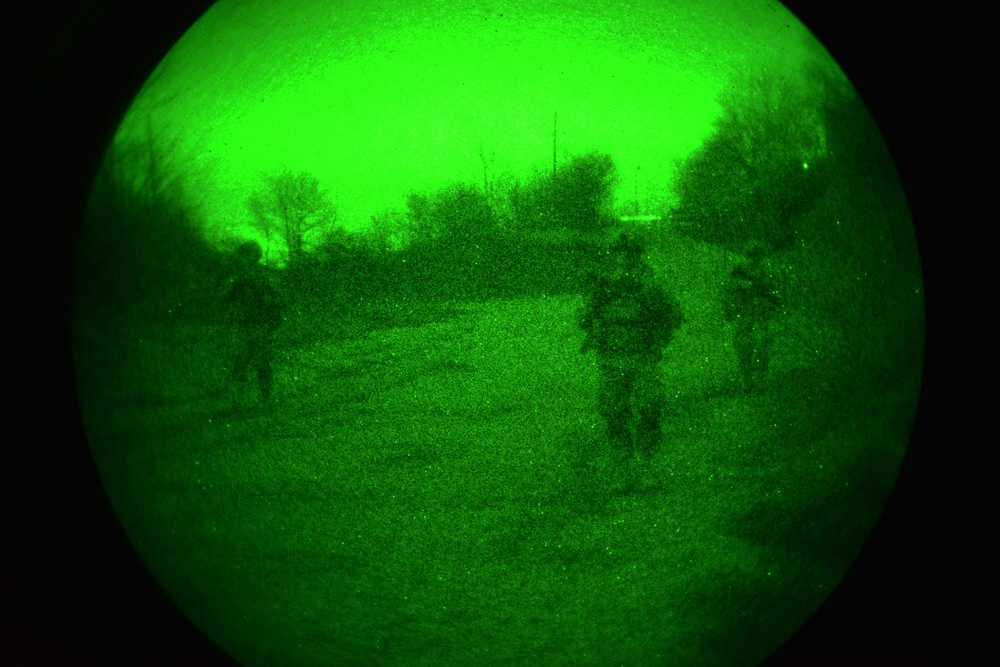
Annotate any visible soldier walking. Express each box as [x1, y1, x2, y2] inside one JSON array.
[[224, 240, 282, 407], [723, 241, 781, 394], [579, 233, 683, 482]]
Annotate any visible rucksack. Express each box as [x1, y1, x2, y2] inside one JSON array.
[[230, 274, 282, 330]]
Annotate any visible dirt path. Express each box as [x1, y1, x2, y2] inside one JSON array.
[[79, 294, 910, 667]]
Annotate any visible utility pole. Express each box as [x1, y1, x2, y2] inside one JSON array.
[[553, 111, 558, 182], [552, 111, 558, 223], [635, 165, 640, 215], [478, 142, 489, 199]]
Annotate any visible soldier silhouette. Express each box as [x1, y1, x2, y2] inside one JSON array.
[[224, 240, 282, 407], [723, 241, 781, 394], [579, 232, 683, 481]]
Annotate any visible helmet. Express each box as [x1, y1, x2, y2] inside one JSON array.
[[744, 240, 767, 261], [235, 240, 263, 266], [609, 232, 643, 262]]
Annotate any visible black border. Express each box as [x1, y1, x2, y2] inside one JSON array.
[[6, 1, 987, 664]]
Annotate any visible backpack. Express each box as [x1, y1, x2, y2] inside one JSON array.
[[229, 274, 282, 330]]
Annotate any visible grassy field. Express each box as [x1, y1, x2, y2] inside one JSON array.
[[74, 288, 918, 666]]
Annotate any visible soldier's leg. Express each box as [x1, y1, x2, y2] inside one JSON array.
[[229, 329, 251, 395], [746, 322, 770, 394], [635, 357, 665, 462], [247, 330, 275, 403], [256, 346, 274, 402], [618, 359, 645, 490], [756, 322, 773, 393], [746, 326, 759, 393], [733, 322, 754, 393], [598, 360, 634, 461], [620, 360, 640, 456]]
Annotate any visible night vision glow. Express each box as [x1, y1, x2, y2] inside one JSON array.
[[73, 1, 924, 665]]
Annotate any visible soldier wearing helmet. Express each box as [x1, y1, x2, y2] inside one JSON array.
[[723, 240, 781, 393], [224, 240, 282, 407], [579, 232, 683, 483]]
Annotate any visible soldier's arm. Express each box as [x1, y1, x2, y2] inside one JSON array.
[[223, 279, 239, 303], [578, 288, 599, 331], [220, 281, 241, 328], [578, 312, 593, 353], [578, 293, 601, 353], [265, 280, 281, 307], [641, 285, 679, 348], [578, 308, 593, 334], [731, 265, 753, 283], [723, 273, 754, 318], [651, 285, 680, 326], [752, 277, 781, 309]]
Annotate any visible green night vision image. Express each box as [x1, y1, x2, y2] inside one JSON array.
[[72, 1, 924, 665]]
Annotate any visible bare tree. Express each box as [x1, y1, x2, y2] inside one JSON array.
[[671, 71, 832, 255], [247, 170, 339, 267], [369, 209, 415, 253], [508, 152, 618, 237], [79, 107, 221, 315], [477, 142, 496, 202]]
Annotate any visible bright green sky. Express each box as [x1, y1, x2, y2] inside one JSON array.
[[117, 0, 822, 236]]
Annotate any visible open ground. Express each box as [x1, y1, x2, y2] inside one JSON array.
[[75, 269, 916, 666]]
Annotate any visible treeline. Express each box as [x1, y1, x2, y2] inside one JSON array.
[[74, 121, 230, 324], [77, 54, 921, 386], [74, 132, 628, 326], [244, 151, 624, 309], [667, 59, 922, 380]]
